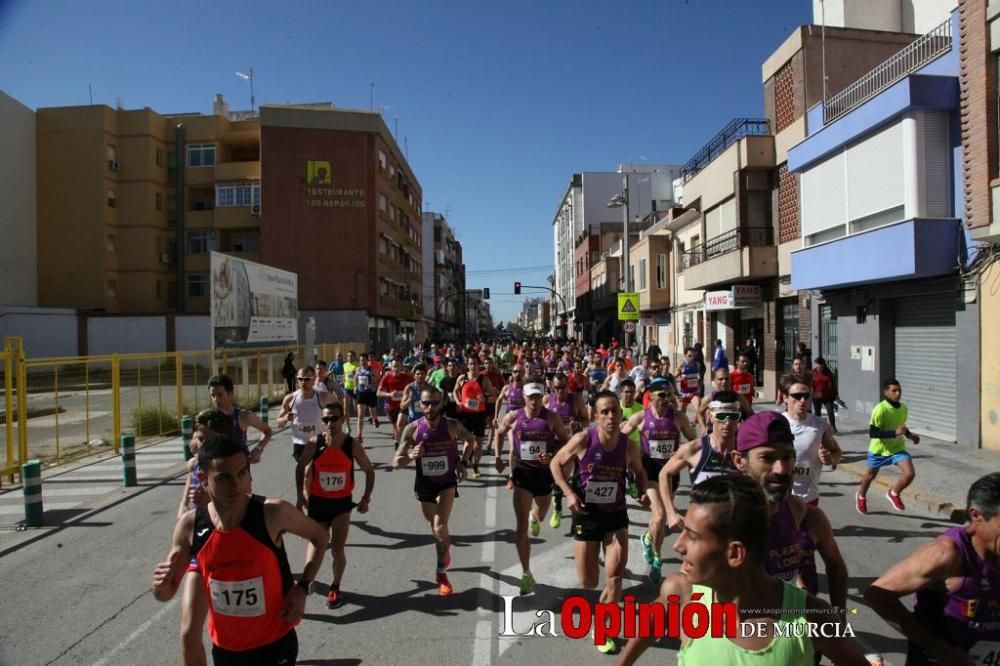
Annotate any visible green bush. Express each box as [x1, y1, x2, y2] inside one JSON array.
[[130, 406, 182, 437]]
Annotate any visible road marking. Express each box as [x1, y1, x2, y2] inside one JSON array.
[[90, 598, 178, 666], [79, 461, 178, 471], [473, 478, 500, 665], [0, 501, 80, 515], [43, 487, 121, 497]]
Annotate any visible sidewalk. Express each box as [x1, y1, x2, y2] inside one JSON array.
[[759, 399, 991, 521]]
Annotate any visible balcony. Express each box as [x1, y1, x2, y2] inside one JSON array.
[[681, 226, 777, 290], [791, 218, 960, 291], [681, 118, 771, 183], [214, 206, 258, 230], [215, 160, 261, 181]]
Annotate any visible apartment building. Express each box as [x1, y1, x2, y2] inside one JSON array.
[[0, 90, 36, 307], [422, 212, 465, 341]]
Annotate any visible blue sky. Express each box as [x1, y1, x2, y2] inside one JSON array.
[[0, 0, 812, 323]]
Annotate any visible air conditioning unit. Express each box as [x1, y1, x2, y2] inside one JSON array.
[[109, 160, 121, 172], [250, 203, 261, 215], [160, 253, 173, 264]]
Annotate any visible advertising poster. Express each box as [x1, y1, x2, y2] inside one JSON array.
[[211, 251, 299, 349]]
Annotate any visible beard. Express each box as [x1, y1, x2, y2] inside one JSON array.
[[762, 475, 791, 504]]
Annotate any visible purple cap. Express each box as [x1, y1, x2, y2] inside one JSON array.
[[737, 411, 794, 452]]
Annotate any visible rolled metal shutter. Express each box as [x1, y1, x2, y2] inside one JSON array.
[[893, 293, 957, 441]]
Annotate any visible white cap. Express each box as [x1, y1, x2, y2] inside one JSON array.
[[523, 382, 546, 397]]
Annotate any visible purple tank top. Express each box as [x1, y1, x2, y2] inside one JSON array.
[[576, 428, 627, 512], [506, 384, 525, 411], [229, 406, 248, 451], [915, 526, 1000, 651], [413, 417, 457, 487], [546, 394, 575, 426], [640, 406, 680, 464], [763, 500, 802, 582], [512, 407, 556, 469]]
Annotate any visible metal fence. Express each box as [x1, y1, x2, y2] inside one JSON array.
[[824, 18, 952, 125], [0, 339, 365, 484], [681, 226, 774, 269]]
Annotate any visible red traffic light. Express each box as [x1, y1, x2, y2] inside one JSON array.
[[514, 281, 522, 295]]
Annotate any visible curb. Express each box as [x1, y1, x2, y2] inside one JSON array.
[[835, 460, 964, 522]]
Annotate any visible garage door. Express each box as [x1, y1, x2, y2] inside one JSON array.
[[893, 293, 957, 441]]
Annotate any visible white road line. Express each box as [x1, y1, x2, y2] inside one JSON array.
[[0, 501, 80, 515], [472, 480, 500, 665], [43, 487, 121, 497], [91, 598, 178, 666], [78, 461, 178, 471]]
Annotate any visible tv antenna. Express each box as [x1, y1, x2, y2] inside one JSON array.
[[235, 67, 255, 114]]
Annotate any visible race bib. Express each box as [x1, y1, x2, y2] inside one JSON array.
[[649, 437, 677, 459], [794, 465, 811, 478], [971, 641, 1000, 664], [392, 391, 403, 401], [465, 398, 481, 410], [209, 577, 265, 617], [318, 471, 346, 492], [519, 440, 544, 461], [421, 455, 449, 476], [585, 481, 619, 505], [334, 373, 345, 382], [297, 424, 316, 435], [357, 376, 370, 389], [737, 383, 752, 395]]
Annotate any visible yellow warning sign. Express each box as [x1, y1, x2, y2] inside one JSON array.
[[617, 292, 640, 321]]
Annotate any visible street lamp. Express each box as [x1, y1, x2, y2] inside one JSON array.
[[608, 176, 631, 348]]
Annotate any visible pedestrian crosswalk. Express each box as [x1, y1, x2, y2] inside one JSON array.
[[0, 439, 189, 525]]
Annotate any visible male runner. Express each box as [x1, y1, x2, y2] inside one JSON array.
[[376, 356, 414, 448], [692, 366, 753, 434], [313, 360, 345, 407], [454, 357, 495, 478], [658, 390, 742, 531], [399, 363, 430, 429], [342, 351, 359, 423], [675, 347, 702, 415], [545, 373, 590, 527], [352, 354, 380, 440], [394, 386, 476, 596], [730, 352, 756, 406], [621, 377, 696, 583], [494, 382, 570, 595], [866, 472, 1000, 665], [618, 475, 869, 665], [550, 390, 650, 654], [275, 365, 325, 505], [857, 378, 920, 515], [296, 402, 375, 609], [208, 375, 272, 462], [482, 357, 506, 455], [152, 435, 328, 665]]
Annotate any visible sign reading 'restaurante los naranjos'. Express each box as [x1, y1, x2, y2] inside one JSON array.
[[304, 160, 365, 209]]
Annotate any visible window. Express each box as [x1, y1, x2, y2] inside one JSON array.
[[378, 193, 387, 212], [106, 279, 118, 299], [389, 165, 395, 180], [656, 254, 666, 289], [215, 183, 257, 207], [380, 279, 389, 297], [229, 232, 259, 253], [156, 281, 163, 299], [379, 237, 388, 255], [106, 144, 117, 164], [167, 195, 177, 225], [167, 152, 177, 183], [186, 144, 216, 167], [106, 189, 117, 208], [187, 273, 209, 298], [105, 234, 116, 253], [187, 230, 214, 255], [434, 227, 441, 243], [155, 192, 162, 210], [167, 281, 177, 308], [378, 151, 387, 171], [155, 148, 163, 166], [639, 258, 647, 291]]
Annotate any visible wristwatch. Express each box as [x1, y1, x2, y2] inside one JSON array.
[[296, 579, 313, 594]]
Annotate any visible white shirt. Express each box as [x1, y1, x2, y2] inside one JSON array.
[[786, 412, 828, 503]]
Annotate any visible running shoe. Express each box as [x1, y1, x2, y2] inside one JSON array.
[[519, 572, 535, 596], [649, 556, 662, 584], [886, 490, 905, 512], [484, 445, 494, 456], [591, 629, 615, 654], [326, 586, 342, 609], [549, 510, 561, 529], [855, 492, 868, 515], [641, 531, 654, 565], [471, 465, 481, 479], [436, 572, 453, 596], [629, 481, 640, 499], [440, 550, 452, 570], [529, 515, 540, 537], [506, 477, 514, 490], [374, 418, 381, 428]]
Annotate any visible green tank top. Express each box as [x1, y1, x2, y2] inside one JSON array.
[[678, 581, 814, 666], [622, 402, 643, 445]]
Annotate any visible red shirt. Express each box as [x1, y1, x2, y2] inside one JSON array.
[[811, 371, 835, 401], [484, 370, 504, 402], [378, 372, 414, 409], [566, 372, 587, 393], [730, 369, 755, 404]]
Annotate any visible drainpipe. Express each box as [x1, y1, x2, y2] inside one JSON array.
[[175, 123, 186, 313]]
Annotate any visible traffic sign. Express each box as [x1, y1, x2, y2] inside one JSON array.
[[617, 292, 640, 321], [623, 321, 636, 333]]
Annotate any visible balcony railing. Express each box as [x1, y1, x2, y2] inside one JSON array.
[[681, 118, 771, 182], [823, 18, 952, 125], [681, 226, 774, 269]]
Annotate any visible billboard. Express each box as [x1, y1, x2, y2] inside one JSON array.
[[211, 252, 298, 349]]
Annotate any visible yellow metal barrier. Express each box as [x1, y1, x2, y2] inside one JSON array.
[[8, 341, 367, 471]]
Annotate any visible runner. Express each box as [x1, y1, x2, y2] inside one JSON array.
[[495, 365, 527, 490], [546, 373, 590, 527], [454, 357, 495, 478], [376, 356, 414, 449], [313, 360, 345, 407], [675, 347, 702, 415], [620, 377, 696, 583], [399, 363, 430, 429], [866, 472, 1000, 665], [208, 374, 271, 461], [494, 382, 570, 595], [658, 390, 742, 531], [602, 360, 630, 396], [342, 351, 359, 426], [352, 354, 380, 441], [483, 357, 506, 455], [730, 352, 756, 407], [692, 366, 754, 435], [295, 402, 375, 609], [152, 435, 329, 665], [275, 366, 326, 504], [856, 378, 920, 515], [618, 475, 869, 665], [550, 390, 650, 654], [394, 386, 476, 596]]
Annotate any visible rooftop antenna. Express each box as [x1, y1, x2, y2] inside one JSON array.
[[235, 67, 255, 114], [88, 84, 93, 105], [820, 0, 828, 111], [370, 81, 375, 111], [405, 136, 408, 159]]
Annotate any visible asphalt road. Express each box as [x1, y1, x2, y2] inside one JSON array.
[[0, 422, 954, 665]]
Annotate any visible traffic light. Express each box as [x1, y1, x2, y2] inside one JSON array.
[[561, 317, 569, 327], [514, 281, 521, 295], [483, 288, 490, 299]]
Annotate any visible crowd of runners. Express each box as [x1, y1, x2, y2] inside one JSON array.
[[150, 339, 1000, 665]]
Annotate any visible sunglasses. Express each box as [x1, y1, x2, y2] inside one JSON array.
[[553, 385, 567, 390], [421, 400, 441, 407], [321, 415, 340, 423], [789, 392, 812, 401], [712, 412, 742, 423], [655, 392, 671, 399], [296, 376, 313, 381]]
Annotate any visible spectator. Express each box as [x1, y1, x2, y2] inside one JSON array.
[[282, 352, 296, 393], [711, 339, 728, 372], [811, 357, 838, 433]]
